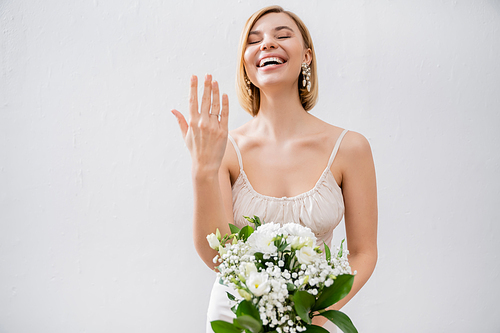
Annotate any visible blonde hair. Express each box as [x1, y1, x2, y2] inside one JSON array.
[[236, 6, 319, 116]]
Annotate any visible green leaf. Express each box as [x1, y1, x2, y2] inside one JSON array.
[[236, 300, 261, 322], [312, 274, 354, 311], [284, 253, 295, 270], [229, 223, 241, 234], [254, 252, 264, 262], [320, 310, 358, 333], [337, 239, 345, 259], [238, 226, 254, 242], [211, 320, 242, 333], [278, 241, 289, 252], [243, 215, 262, 228], [254, 252, 264, 260], [226, 292, 236, 301], [243, 215, 254, 224], [254, 252, 265, 270], [302, 324, 330, 332], [253, 215, 262, 227], [287, 283, 296, 292], [219, 277, 228, 287], [233, 315, 263, 333], [324, 242, 331, 262], [292, 290, 316, 324]]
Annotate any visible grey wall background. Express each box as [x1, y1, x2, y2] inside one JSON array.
[[1, 0, 499, 332]]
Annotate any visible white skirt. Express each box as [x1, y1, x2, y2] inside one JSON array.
[[206, 277, 337, 333]]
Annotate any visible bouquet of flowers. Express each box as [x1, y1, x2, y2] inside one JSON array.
[[206, 216, 357, 333]]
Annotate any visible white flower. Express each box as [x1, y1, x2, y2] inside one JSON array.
[[309, 277, 318, 286], [308, 289, 318, 295], [209, 220, 353, 333], [206, 233, 220, 250], [219, 245, 228, 255], [281, 223, 316, 241], [290, 236, 314, 250], [246, 272, 271, 296], [238, 288, 252, 301], [241, 262, 258, 277], [255, 222, 283, 235], [247, 223, 282, 254], [296, 246, 319, 265]]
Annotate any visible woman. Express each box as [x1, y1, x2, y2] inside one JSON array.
[[172, 6, 377, 332]]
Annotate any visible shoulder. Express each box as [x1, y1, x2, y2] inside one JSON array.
[[341, 131, 373, 157], [336, 130, 375, 182]]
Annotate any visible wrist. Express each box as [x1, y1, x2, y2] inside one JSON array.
[[192, 166, 219, 182]]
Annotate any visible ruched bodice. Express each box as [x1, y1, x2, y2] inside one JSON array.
[[228, 129, 348, 248]]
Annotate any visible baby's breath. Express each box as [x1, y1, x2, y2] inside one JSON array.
[[209, 221, 353, 332]]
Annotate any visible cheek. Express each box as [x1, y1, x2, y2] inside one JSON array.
[[243, 50, 253, 70], [243, 53, 258, 79]]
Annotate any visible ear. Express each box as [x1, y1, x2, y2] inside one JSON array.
[[303, 48, 312, 65]]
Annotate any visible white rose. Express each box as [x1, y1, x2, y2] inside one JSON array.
[[206, 233, 220, 250], [281, 223, 316, 241], [247, 223, 281, 254], [250, 233, 277, 254], [296, 246, 319, 265], [290, 236, 314, 250], [246, 272, 270, 296], [255, 222, 282, 235]]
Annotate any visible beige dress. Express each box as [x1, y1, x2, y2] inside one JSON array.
[[206, 129, 349, 333]]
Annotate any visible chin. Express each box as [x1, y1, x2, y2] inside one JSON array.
[[255, 77, 297, 91]]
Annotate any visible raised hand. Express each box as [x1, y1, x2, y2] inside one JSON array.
[[171, 74, 229, 176]]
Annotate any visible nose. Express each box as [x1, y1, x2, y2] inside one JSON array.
[[260, 35, 277, 50]]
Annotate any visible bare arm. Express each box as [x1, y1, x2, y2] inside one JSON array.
[[313, 131, 378, 326], [171, 75, 233, 269]]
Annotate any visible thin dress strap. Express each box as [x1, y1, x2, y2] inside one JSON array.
[[327, 129, 349, 168], [227, 134, 244, 171]]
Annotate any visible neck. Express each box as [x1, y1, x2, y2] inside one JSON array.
[[253, 82, 311, 141]]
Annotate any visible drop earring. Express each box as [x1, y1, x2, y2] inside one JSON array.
[[301, 62, 311, 92], [245, 76, 252, 96]]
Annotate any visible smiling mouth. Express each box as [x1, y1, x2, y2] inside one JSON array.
[[258, 57, 287, 68]]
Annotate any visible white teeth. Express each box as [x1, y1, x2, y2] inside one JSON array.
[[259, 57, 285, 67]]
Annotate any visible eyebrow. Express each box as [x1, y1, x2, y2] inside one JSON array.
[[249, 25, 295, 36]]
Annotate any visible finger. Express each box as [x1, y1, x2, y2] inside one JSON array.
[[211, 80, 221, 117], [220, 93, 229, 130], [188, 75, 199, 119], [171, 109, 189, 139], [200, 74, 212, 119]]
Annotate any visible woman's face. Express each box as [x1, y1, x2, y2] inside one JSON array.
[[244, 12, 311, 91]]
